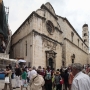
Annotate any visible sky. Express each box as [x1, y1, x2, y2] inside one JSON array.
[[3, 0, 90, 38]]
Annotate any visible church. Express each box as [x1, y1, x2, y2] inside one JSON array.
[[10, 2, 89, 69]]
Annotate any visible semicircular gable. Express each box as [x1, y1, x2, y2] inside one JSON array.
[[36, 9, 45, 17], [45, 2, 56, 16]]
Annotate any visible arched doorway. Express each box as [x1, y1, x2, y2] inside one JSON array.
[[45, 50, 57, 70], [48, 58, 53, 70]]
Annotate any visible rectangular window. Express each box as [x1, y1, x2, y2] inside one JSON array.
[[26, 41, 27, 56], [78, 39, 79, 46], [71, 32, 74, 42], [82, 43, 83, 49]]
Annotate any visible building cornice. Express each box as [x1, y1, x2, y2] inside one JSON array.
[[32, 30, 63, 45], [11, 31, 33, 47], [64, 38, 88, 55], [12, 11, 35, 36], [11, 29, 63, 47], [12, 11, 46, 37], [57, 15, 89, 48]]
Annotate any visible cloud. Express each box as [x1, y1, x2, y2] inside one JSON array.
[[4, 0, 47, 34], [3, 0, 90, 39]]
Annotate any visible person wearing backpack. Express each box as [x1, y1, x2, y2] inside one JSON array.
[[45, 66, 53, 90], [54, 70, 62, 90]]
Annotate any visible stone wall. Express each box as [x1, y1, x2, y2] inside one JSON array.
[[65, 39, 88, 66], [57, 16, 89, 66], [33, 33, 62, 69], [57, 17, 88, 53], [11, 32, 33, 65], [10, 2, 89, 68], [11, 15, 34, 46]]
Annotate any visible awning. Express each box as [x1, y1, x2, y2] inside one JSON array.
[[0, 57, 17, 62]]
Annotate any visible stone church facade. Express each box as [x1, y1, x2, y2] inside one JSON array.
[[10, 2, 89, 69]]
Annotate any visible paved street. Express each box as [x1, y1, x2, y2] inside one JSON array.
[[0, 79, 30, 90]]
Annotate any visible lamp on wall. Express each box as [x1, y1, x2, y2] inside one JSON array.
[[71, 54, 75, 59]]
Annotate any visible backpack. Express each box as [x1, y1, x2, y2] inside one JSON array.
[[45, 70, 51, 80]]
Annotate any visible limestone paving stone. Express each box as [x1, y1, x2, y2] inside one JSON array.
[[0, 80, 30, 90]]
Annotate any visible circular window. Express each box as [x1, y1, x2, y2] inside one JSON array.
[[46, 20, 54, 35]]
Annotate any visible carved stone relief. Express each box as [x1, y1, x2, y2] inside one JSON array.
[[43, 37, 57, 50]]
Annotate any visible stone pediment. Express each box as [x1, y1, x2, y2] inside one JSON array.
[[45, 2, 56, 16], [41, 2, 56, 17]]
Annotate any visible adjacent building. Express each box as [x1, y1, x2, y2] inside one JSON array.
[[0, 0, 10, 53], [0, 0, 15, 69]]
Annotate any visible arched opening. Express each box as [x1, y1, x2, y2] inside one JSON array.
[[48, 58, 53, 70]]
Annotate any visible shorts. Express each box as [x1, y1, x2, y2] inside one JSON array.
[[21, 79, 27, 86]]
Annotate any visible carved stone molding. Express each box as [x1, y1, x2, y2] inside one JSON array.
[[45, 50, 57, 69], [46, 50, 57, 59]]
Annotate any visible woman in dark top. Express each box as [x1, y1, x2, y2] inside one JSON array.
[[63, 69, 69, 90]]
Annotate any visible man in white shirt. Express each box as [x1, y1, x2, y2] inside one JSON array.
[[29, 66, 37, 80], [71, 63, 90, 90], [27, 67, 32, 83]]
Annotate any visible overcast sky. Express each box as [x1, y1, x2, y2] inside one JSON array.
[[3, 0, 90, 38]]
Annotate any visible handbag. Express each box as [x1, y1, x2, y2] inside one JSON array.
[[60, 79, 64, 84], [5, 77, 10, 83]]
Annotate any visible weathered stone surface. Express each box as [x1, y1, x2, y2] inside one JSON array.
[[11, 2, 89, 69]]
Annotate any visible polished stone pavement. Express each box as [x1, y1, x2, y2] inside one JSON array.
[[0, 79, 30, 90]]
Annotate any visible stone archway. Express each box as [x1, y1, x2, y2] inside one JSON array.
[[45, 50, 57, 70]]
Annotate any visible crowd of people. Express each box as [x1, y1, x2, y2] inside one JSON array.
[[2, 63, 90, 90]]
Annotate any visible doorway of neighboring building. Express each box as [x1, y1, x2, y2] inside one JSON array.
[[49, 58, 53, 70]]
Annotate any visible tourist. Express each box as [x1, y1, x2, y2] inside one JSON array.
[[37, 66, 45, 78], [54, 70, 62, 90], [52, 68, 55, 90], [27, 67, 32, 83], [45, 66, 53, 90], [21, 68, 28, 90], [2, 65, 13, 90], [71, 63, 90, 90], [88, 67, 90, 77], [30, 70, 45, 90], [29, 66, 37, 80], [13, 64, 22, 89], [63, 69, 69, 90], [68, 67, 74, 90]]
